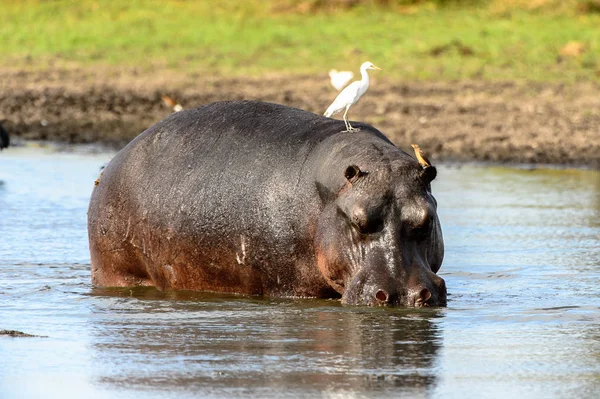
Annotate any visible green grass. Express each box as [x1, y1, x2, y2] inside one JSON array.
[[1, 0, 599, 81]]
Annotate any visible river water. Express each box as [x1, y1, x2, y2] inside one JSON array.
[[1, 145, 599, 398]]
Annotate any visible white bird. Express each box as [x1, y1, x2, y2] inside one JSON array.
[[324, 61, 381, 132], [328, 69, 354, 91]]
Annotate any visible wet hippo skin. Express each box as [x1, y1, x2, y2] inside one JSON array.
[[88, 100, 446, 307]]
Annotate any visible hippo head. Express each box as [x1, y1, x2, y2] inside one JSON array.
[[314, 137, 445, 307]]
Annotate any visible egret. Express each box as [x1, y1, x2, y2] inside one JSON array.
[[324, 61, 381, 132], [328, 69, 354, 91]]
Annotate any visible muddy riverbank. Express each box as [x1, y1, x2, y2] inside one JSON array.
[[1, 68, 598, 167]]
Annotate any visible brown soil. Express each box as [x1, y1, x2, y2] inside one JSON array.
[[1, 68, 599, 168]]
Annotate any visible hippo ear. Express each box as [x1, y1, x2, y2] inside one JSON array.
[[344, 165, 366, 183], [411, 144, 436, 183], [422, 166, 437, 183]]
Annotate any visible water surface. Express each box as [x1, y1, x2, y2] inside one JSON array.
[[1, 146, 599, 398]]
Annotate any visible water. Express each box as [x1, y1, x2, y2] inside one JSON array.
[[1, 146, 599, 398]]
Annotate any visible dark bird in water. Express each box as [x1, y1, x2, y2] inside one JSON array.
[[0, 122, 9, 150]]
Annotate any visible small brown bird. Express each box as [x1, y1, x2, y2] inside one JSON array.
[[161, 95, 183, 112], [411, 144, 431, 168]]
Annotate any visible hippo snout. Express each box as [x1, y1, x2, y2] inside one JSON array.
[[342, 270, 447, 307], [404, 274, 447, 307]]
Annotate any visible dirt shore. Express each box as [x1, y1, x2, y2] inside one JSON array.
[[1, 68, 598, 168]]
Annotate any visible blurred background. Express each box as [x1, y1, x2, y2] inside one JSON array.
[[0, 0, 599, 165]]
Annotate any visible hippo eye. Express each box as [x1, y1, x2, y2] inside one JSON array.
[[407, 220, 433, 241], [357, 218, 384, 235], [339, 204, 384, 236], [410, 227, 429, 240], [352, 213, 384, 235]]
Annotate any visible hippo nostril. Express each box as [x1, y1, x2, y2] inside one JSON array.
[[375, 290, 389, 302], [413, 288, 432, 307], [420, 288, 432, 303]]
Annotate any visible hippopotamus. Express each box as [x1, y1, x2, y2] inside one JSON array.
[[88, 100, 446, 307]]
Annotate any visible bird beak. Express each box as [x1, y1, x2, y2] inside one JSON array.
[[371, 65, 382, 70]]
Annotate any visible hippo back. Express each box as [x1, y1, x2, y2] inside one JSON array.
[[101, 100, 393, 239]]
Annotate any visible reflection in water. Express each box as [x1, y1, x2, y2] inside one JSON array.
[[88, 288, 443, 396]]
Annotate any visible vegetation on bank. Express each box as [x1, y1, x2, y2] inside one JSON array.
[[1, 0, 599, 81]]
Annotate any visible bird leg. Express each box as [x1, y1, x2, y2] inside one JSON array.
[[343, 107, 355, 132]]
